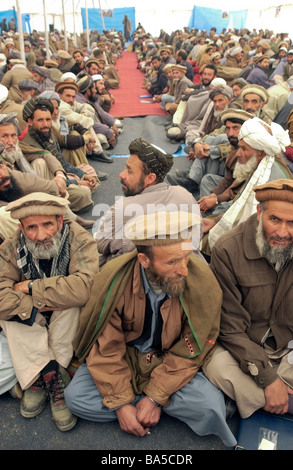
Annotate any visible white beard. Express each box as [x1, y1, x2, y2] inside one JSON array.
[[233, 154, 259, 182], [2, 142, 23, 165]]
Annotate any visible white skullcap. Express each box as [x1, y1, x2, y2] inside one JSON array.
[[92, 74, 104, 82], [211, 77, 226, 87], [0, 84, 8, 104], [61, 72, 77, 82], [238, 117, 289, 157]]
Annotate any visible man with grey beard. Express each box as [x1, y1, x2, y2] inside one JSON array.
[[0, 192, 99, 432], [201, 116, 293, 256], [204, 179, 293, 421]]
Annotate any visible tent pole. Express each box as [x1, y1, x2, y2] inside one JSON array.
[[15, 0, 25, 63], [98, 0, 105, 31], [72, 0, 77, 47], [62, 0, 68, 51], [85, 0, 90, 51], [42, 0, 50, 60]]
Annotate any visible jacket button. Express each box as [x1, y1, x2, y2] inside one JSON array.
[[37, 302, 42, 307], [21, 312, 27, 318]]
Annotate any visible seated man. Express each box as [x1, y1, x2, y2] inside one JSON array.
[[0, 193, 100, 431], [65, 211, 237, 447], [204, 180, 293, 419], [95, 137, 204, 267]]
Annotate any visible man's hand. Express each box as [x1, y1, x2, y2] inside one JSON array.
[[264, 378, 290, 414], [115, 404, 150, 436], [53, 175, 67, 197], [136, 396, 161, 429], [78, 175, 97, 190], [198, 194, 218, 213], [202, 218, 216, 233], [13, 280, 31, 294], [193, 142, 210, 159]]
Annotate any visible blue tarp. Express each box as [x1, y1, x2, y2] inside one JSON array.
[[81, 7, 135, 36], [0, 10, 31, 33], [189, 6, 248, 33]]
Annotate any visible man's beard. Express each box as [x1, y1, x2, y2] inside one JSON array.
[[0, 175, 24, 201], [2, 144, 23, 165], [145, 264, 187, 297], [244, 107, 261, 117], [228, 136, 238, 148], [120, 173, 145, 197], [233, 154, 259, 182], [24, 229, 63, 260], [214, 105, 228, 118], [256, 214, 293, 268]]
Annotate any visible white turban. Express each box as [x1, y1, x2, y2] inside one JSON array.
[[238, 117, 289, 157], [0, 84, 8, 104], [61, 72, 77, 82]]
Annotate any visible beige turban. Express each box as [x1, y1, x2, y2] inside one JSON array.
[[0, 84, 8, 104], [6, 192, 69, 220], [238, 117, 290, 157]]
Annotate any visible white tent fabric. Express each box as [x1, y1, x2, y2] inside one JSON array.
[[2, 1, 293, 37]]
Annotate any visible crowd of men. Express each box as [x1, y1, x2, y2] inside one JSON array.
[[1, 18, 293, 450]]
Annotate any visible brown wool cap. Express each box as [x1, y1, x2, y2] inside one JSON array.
[[220, 108, 254, 124], [171, 64, 187, 73], [254, 54, 270, 64], [6, 192, 69, 220], [55, 81, 79, 94], [124, 211, 201, 246], [240, 84, 269, 103], [254, 179, 293, 203], [57, 49, 71, 59]]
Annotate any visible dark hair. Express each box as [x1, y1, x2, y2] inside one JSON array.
[[177, 49, 187, 60], [203, 63, 217, 75], [136, 244, 154, 260], [151, 55, 161, 62]]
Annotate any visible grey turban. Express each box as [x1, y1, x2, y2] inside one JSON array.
[[209, 85, 233, 100], [129, 137, 174, 181], [39, 91, 60, 102]]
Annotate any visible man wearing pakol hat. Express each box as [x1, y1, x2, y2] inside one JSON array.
[[204, 180, 293, 420], [65, 210, 237, 448], [56, 80, 112, 164], [163, 64, 193, 116], [20, 96, 96, 221], [31, 64, 55, 93], [167, 84, 233, 144], [240, 83, 271, 123], [57, 49, 75, 73], [175, 49, 194, 82], [204, 117, 293, 252], [168, 109, 254, 201], [18, 79, 40, 103], [96, 137, 204, 267], [44, 58, 63, 84], [76, 75, 118, 152], [246, 55, 274, 90], [1, 57, 33, 104], [0, 192, 99, 431]]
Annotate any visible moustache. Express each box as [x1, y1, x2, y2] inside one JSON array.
[[0, 176, 11, 185]]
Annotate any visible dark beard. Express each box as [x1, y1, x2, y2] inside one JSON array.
[[0, 175, 24, 202]]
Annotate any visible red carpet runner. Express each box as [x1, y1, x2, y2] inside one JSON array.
[[110, 51, 168, 119]]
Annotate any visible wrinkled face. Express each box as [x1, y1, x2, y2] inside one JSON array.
[[20, 215, 64, 260], [257, 201, 293, 251], [235, 139, 260, 165], [138, 241, 192, 297], [172, 69, 183, 80], [242, 93, 263, 115], [0, 123, 18, 151], [212, 93, 230, 112]]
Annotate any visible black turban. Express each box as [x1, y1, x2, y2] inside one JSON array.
[[128, 137, 173, 182]]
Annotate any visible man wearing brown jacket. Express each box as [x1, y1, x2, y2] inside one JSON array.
[[0, 192, 99, 431], [65, 210, 237, 448], [204, 179, 293, 419]]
